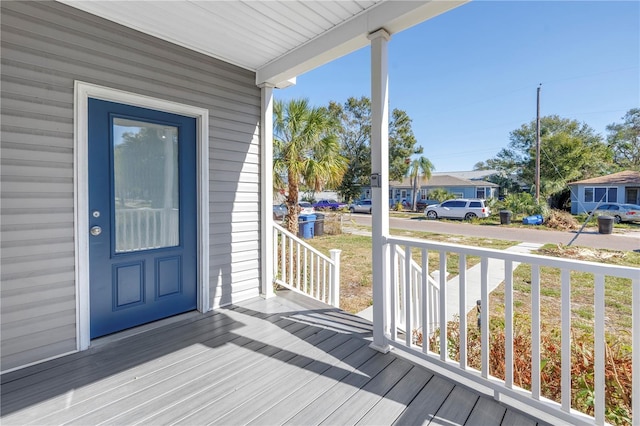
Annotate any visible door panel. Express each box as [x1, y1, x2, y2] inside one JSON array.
[[88, 99, 197, 338]]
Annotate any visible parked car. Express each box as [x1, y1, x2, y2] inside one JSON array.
[[591, 203, 640, 223], [273, 202, 315, 220], [424, 198, 491, 220], [349, 199, 372, 214], [298, 202, 315, 215], [313, 199, 347, 210], [273, 204, 287, 220]]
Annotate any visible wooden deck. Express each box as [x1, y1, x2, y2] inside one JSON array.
[[1, 292, 545, 425]]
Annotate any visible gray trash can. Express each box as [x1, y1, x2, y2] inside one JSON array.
[[314, 213, 325, 236], [597, 215, 614, 234], [499, 210, 512, 225]]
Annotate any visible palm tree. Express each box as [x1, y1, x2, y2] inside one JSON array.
[[273, 98, 347, 233], [406, 156, 435, 211]]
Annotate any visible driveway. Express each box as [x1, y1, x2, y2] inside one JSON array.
[[347, 214, 640, 252]]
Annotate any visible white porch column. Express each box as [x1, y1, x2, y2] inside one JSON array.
[[368, 29, 391, 353], [260, 83, 275, 298]]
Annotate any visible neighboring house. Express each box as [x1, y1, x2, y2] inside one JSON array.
[[0, 0, 467, 373], [381, 174, 499, 205], [569, 170, 640, 214]]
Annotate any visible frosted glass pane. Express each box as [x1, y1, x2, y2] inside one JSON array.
[[113, 118, 179, 253]]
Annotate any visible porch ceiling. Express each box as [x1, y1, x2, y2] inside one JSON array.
[[56, 0, 467, 86]]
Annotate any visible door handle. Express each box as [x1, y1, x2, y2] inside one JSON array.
[[90, 226, 102, 236]]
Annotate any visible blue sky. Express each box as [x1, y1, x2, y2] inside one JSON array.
[[274, 1, 639, 172]]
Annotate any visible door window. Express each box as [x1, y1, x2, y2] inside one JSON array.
[[113, 118, 179, 253]]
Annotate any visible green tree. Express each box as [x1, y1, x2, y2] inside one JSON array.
[[606, 108, 640, 171], [406, 156, 435, 211], [273, 98, 347, 232], [330, 97, 423, 200], [486, 115, 613, 207], [329, 97, 371, 202], [389, 109, 424, 181]]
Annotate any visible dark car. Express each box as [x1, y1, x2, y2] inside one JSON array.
[[313, 199, 347, 210]]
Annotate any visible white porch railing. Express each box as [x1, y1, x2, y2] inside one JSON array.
[[115, 207, 179, 252], [382, 235, 639, 426], [273, 223, 341, 307]]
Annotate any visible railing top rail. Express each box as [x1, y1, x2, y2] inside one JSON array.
[[386, 235, 640, 280], [273, 223, 335, 264]]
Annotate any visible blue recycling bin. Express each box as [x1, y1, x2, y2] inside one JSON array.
[[522, 214, 544, 225], [298, 214, 316, 239]]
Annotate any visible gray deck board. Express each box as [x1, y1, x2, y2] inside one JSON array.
[[430, 385, 479, 425], [1, 293, 546, 426], [466, 396, 507, 425]]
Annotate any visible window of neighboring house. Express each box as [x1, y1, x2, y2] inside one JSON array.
[[585, 187, 617, 203], [453, 192, 464, 198], [476, 187, 486, 198], [420, 189, 428, 200], [401, 190, 407, 198]]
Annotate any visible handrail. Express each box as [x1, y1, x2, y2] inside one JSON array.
[[382, 235, 639, 426], [272, 223, 341, 307]]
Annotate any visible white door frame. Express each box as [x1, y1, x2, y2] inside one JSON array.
[[74, 82, 210, 350]]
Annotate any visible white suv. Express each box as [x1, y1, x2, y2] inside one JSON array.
[[425, 198, 490, 220]]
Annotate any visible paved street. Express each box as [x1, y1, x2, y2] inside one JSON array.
[[347, 214, 640, 252]]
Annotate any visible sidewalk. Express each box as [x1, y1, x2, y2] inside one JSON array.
[[357, 242, 543, 322]]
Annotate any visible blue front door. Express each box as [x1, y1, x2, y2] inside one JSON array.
[[88, 99, 197, 338]]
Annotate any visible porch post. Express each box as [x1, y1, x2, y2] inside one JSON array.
[[368, 29, 391, 353], [260, 83, 276, 298]]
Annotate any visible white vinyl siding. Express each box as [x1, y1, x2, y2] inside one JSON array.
[[1, 1, 261, 371]]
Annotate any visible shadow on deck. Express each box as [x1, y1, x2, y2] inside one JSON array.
[[1, 291, 546, 425]]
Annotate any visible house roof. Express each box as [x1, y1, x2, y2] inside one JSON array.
[[390, 175, 499, 188], [568, 170, 640, 186], [432, 170, 499, 180], [58, 0, 467, 87]]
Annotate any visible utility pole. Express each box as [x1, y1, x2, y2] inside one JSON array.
[[535, 84, 541, 204]]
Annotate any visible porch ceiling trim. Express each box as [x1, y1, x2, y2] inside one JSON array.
[[56, 0, 467, 87]]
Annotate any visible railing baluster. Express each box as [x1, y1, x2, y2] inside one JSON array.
[[281, 233, 287, 284], [303, 247, 308, 294], [531, 264, 541, 400], [459, 254, 467, 370], [505, 260, 514, 389], [322, 259, 327, 303], [561, 268, 571, 412], [594, 273, 605, 425], [480, 257, 489, 378], [405, 246, 412, 347], [390, 243, 397, 341], [421, 248, 429, 354], [288, 236, 294, 287], [439, 251, 447, 362], [295, 241, 301, 290]]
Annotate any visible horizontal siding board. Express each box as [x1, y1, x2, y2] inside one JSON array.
[[1, 0, 262, 371], [1, 272, 74, 294], [1, 339, 77, 374], [1, 298, 76, 327], [1, 309, 76, 341], [0, 196, 73, 210]]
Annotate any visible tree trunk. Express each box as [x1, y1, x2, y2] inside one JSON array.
[[285, 172, 300, 234]]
